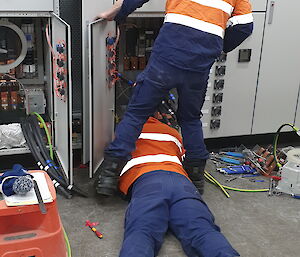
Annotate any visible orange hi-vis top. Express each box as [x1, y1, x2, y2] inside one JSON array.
[[119, 117, 188, 195], [165, 0, 253, 38]]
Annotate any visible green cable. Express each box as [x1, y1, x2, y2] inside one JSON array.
[[32, 112, 54, 160], [31, 113, 71, 256], [205, 171, 269, 193], [221, 185, 268, 192], [63, 227, 72, 257], [204, 171, 230, 198]]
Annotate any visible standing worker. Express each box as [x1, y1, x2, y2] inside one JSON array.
[[95, 0, 253, 196]]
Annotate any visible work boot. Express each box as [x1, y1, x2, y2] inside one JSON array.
[[94, 156, 127, 196], [183, 159, 207, 195]]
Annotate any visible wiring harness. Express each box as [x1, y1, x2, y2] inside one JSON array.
[[21, 114, 87, 199]]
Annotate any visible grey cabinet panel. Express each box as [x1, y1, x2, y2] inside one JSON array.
[[203, 13, 265, 138], [51, 13, 73, 184], [82, 0, 114, 163], [251, 0, 268, 11], [1, 0, 54, 11], [252, 0, 300, 134], [295, 86, 300, 128], [135, 0, 166, 13], [88, 19, 116, 177]]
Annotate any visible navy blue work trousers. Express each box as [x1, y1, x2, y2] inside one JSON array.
[[119, 171, 239, 257], [105, 54, 212, 161]]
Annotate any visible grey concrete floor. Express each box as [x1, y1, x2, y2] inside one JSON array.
[[58, 165, 300, 257]]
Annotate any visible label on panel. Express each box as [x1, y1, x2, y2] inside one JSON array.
[[252, 0, 300, 134], [1, 0, 54, 11], [88, 19, 116, 177]]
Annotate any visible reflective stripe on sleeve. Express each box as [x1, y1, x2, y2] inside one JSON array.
[[228, 13, 254, 26]]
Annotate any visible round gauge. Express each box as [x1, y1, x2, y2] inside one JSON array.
[[0, 20, 27, 73]]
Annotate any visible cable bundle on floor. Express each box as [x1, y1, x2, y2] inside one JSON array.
[[21, 114, 88, 199]]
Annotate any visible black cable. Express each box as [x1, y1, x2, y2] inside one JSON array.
[[21, 120, 73, 199], [25, 116, 88, 198], [28, 115, 67, 182]]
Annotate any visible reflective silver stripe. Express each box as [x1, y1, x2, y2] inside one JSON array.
[[191, 0, 233, 15], [164, 13, 224, 38], [139, 133, 183, 153], [228, 13, 254, 26], [120, 154, 182, 176]]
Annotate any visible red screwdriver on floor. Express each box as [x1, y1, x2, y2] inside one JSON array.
[[85, 220, 103, 239]]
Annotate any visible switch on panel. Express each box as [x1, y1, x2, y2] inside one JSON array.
[[238, 49, 252, 62], [213, 93, 223, 103], [215, 66, 226, 76], [216, 52, 227, 62], [211, 106, 222, 117], [210, 119, 221, 129], [214, 80, 224, 90]]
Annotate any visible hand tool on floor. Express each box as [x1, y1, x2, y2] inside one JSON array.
[[85, 220, 103, 239]]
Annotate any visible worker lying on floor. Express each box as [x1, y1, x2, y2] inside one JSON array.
[[115, 113, 239, 257]]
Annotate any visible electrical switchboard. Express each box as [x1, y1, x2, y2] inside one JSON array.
[[0, 1, 73, 183]]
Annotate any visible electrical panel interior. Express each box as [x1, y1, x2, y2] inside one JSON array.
[[0, 17, 69, 120], [0, 18, 47, 124], [0, 14, 73, 182], [115, 17, 164, 124]]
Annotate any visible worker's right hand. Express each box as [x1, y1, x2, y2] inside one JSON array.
[[94, 0, 124, 21]]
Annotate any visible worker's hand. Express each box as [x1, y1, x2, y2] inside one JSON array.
[[94, 0, 124, 21]]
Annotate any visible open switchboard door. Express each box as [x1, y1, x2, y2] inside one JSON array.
[[50, 13, 74, 184], [88, 19, 116, 177]]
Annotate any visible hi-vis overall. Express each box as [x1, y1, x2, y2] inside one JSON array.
[[105, 0, 254, 161], [118, 118, 240, 257]]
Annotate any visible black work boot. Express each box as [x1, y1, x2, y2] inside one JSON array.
[[94, 156, 127, 196], [183, 159, 207, 195]]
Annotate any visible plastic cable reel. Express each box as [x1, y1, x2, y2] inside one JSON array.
[[286, 149, 300, 165]]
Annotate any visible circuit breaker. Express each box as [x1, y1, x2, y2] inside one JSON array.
[[0, 1, 74, 183]]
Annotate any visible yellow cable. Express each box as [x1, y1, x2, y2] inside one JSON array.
[[204, 171, 231, 198], [204, 171, 269, 193]]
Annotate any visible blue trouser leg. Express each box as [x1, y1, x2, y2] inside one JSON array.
[[105, 56, 173, 159], [120, 171, 239, 257], [168, 174, 240, 257], [176, 70, 210, 160], [119, 172, 170, 257], [169, 199, 240, 257], [105, 54, 213, 160]]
